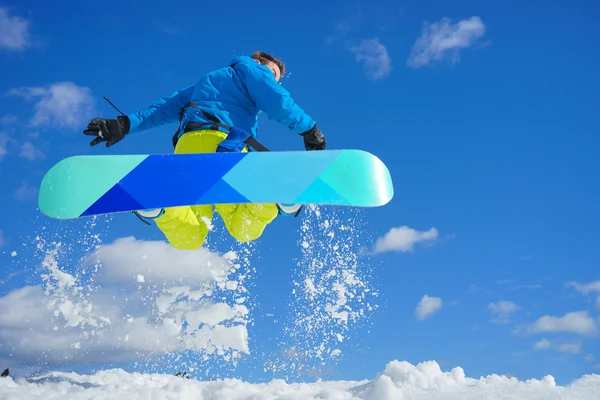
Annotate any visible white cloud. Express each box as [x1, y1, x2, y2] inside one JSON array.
[[555, 343, 582, 354], [566, 280, 600, 295], [523, 284, 543, 290], [0, 133, 7, 160], [407, 16, 486, 68], [0, 237, 252, 367], [0, 271, 21, 285], [585, 354, 595, 362], [373, 226, 438, 253], [89, 236, 231, 286], [533, 338, 581, 354], [527, 311, 596, 335], [0, 115, 17, 124], [497, 279, 516, 285], [565, 280, 600, 312], [415, 295, 442, 321], [13, 181, 37, 201], [350, 38, 392, 80], [327, 21, 354, 44], [533, 338, 551, 350], [489, 301, 519, 324], [0, 7, 30, 51], [19, 141, 44, 161], [326, 5, 364, 45], [0, 229, 5, 247], [0, 285, 174, 364], [9, 82, 95, 129]]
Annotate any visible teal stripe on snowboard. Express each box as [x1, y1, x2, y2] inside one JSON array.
[[38, 150, 394, 219], [38, 155, 148, 219], [220, 150, 344, 202]]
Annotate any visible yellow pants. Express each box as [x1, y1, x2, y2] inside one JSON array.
[[153, 129, 279, 250]]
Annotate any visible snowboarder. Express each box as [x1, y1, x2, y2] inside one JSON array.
[[82, 51, 326, 250]]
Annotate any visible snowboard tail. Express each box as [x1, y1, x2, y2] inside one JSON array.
[[38, 150, 394, 219]]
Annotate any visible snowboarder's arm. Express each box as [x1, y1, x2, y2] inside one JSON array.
[[236, 63, 315, 134], [126, 85, 194, 134]]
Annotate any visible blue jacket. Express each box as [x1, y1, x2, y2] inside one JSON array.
[[127, 56, 315, 140]]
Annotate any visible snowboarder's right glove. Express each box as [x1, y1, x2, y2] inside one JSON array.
[[83, 116, 130, 148], [301, 124, 326, 151]]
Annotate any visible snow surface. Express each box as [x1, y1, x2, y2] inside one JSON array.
[[1, 360, 599, 399]]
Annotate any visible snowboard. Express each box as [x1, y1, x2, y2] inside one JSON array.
[[38, 149, 394, 220]]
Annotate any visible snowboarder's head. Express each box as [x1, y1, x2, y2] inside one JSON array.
[[251, 51, 285, 82]]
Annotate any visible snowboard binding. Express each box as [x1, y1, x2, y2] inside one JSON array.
[[277, 203, 303, 217]]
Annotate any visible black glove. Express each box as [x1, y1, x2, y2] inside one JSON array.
[[83, 116, 130, 148], [300, 124, 326, 150]]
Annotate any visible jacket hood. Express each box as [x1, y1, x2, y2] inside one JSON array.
[[230, 55, 255, 67]]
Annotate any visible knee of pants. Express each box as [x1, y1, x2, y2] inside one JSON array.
[[244, 203, 279, 223], [155, 206, 212, 250], [215, 203, 278, 225], [222, 204, 278, 242], [168, 234, 206, 251], [230, 225, 263, 243]]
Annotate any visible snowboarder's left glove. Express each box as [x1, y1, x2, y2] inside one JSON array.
[[301, 124, 326, 151], [83, 116, 130, 148]]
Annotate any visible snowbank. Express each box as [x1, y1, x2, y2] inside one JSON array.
[[1, 360, 598, 400]]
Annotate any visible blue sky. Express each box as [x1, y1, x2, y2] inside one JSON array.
[[1, 0, 599, 385]]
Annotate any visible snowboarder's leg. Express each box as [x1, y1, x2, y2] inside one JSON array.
[[154, 205, 213, 250], [215, 203, 278, 242], [177, 129, 278, 242], [149, 128, 276, 245], [150, 129, 226, 249]]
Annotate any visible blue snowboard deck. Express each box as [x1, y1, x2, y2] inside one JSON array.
[[38, 149, 394, 219]]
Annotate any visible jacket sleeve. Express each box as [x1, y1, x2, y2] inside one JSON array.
[[126, 85, 194, 134], [235, 63, 315, 135]]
